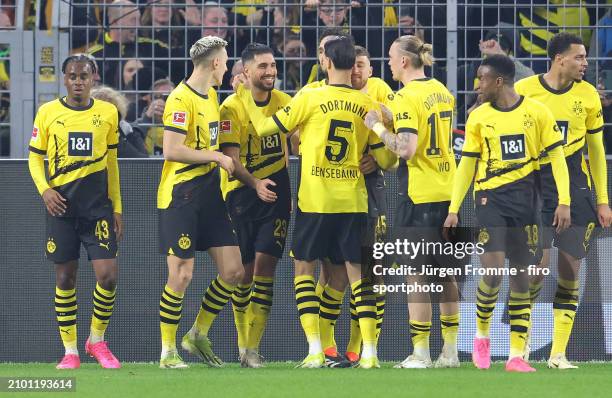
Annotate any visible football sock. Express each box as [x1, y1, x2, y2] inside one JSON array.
[[194, 275, 235, 336], [551, 277, 579, 356], [295, 275, 321, 354], [440, 313, 459, 352], [375, 290, 385, 343], [231, 283, 252, 354], [346, 292, 362, 356], [56, 287, 78, 355], [508, 290, 531, 358], [159, 285, 184, 354], [476, 278, 499, 338], [319, 285, 343, 352], [247, 276, 274, 351], [409, 320, 431, 359], [351, 279, 377, 359], [90, 283, 115, 344]]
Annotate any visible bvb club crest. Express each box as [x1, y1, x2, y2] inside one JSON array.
[[178, 234, 191, 250], [47, 238, 57, 253], [478, 228, 490, 245], [522, 113, 535, 129], [92, 114, 102, 128], [572, 101, 584, 117]]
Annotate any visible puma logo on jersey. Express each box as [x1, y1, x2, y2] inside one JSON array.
[[56, 120, 65, 127], [198, 112, 205, 118]]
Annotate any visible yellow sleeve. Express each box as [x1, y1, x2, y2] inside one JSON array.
[[391, 94, 420, 134], [219, 99, 242, 148], [107, 111, 122, 214], [449, 113, 481, 213], [237, 84, 308, 137], [586, 132, 609, 205], [163, 93, 190, 135], [28, 110, 50, 195], [449, 156, 477, 213], [371, 78, 395, 106], [368, 131, 397, 170], [548, 145, 570, 206]]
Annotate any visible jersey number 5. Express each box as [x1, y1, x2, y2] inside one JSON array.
[[325, 119, 353, 165]]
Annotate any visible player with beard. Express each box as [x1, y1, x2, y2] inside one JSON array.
[[219, 44, 293, 368]]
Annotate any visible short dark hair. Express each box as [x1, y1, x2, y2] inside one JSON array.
[[62, 54, 97, 74], [480, 54, 515, 85], [319, 27, 353, 44], [547, 32, 584, 60], [241, 43, 274, 64], [355, 45, 370, 60], [324, 36, 355, 70]]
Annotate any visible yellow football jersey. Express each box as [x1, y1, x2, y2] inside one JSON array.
[[515, 75, 604, 162], [462, 96, 563, 192], [157, 81, 220, 209], [390, 78, 456, 203], [219, 89, 292, 198], [363, 77, 395, 106], [29, 97, 121, 216], [240, 84, 394, 214]]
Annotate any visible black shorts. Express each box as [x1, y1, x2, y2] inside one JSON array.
[[159, 170, 237, 259], [291, 209, 366, 264], [393, 196, 462, 268], [45, 212, 117, 263], [475, 188, 542, 265], [541, 188, 599, 259], [233, 216, 289, 264]]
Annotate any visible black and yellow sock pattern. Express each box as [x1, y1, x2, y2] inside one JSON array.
[[231, 283, 252, 351], [91, 283, 115, 337], [55, 287, 77, 351], [295, 275, 320, 343], [529, 281, 543, 304], [315, 279, 325, 298], [410, 320, 431, 352], [440, 313, 459, 347], [476, 279, 500, 337], [319, 285, 344, 351], [195, 275, 236, 335], [509, 290, 531, 357], [351, 279, 377, 345], [551, 277, 579, 356], [375, 291, 385, 342], [160, 285, 184, 350], [346, 292, 362, 355], [247, 276, 274, 350]]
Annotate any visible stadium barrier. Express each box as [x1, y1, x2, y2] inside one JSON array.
[[1, 158, 611, 363]]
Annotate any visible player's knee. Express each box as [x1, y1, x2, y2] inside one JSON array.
[[221, 263, 245, 286], [97, 273, 118, 291], [176, 266, 193, 287], [56, 272, 77, 290]]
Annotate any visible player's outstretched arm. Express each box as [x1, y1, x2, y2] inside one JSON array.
[[222, 146, 277, 203], [236, 85, 281, 137], [163, 129, 235, 175]]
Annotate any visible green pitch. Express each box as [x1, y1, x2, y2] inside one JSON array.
[[1, 362, 611, 398]]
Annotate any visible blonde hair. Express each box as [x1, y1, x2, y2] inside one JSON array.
[[189, 36, 228, 66], [91, 86, 129, 119], [394, 35, 434, 68]]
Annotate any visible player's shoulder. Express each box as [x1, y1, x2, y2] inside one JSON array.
[[272, 89, 292, 103], [521, 95, 549, 112], [514, 74, 540, 92], [220, 92, 240, 107], [92, 98, 118, 113], [572, 79, 600, 99], [37, 98, 62, 113], [367, 77, 392, 91]]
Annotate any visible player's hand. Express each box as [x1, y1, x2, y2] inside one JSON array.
[[375, 215, 387, 243], [42, 188, 67, 216], [114, 212, 123, 242], [359, 154, 378, 174], [365, 109, 382, 130], [216, 153, 235, 176], [255, 178, 277, 203], [380, 103, 394, 128], [553, 204, 571, 233], [231, 72, 248, 92], [442, 213, 459, 241], [179, 0, 202, 25], [597, 204, 612, 228]]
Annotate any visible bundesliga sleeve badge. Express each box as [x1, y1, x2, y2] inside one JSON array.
[[220, 120, 231, 134], [31, 126, 39, 141], [172, 111, 187, 127]]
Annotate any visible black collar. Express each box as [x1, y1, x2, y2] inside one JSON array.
[[328, 83, 354, 89], [538, 74, 574, 95], [183, 80, 209, 99], [491, 95, 524, 112], [60, 97, 94, 111], [254, 91, 272, 107]]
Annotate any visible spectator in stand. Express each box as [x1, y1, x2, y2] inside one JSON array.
[[124, 66, 167, 121], [88, 0, 169, 88], [118, 58, 144, 90], [140, 0, 186, 48], [276, 34, 312, 92], [458, 24, 535, 123], [91, 86, 148, 158], [131, 78, 175, 156]]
